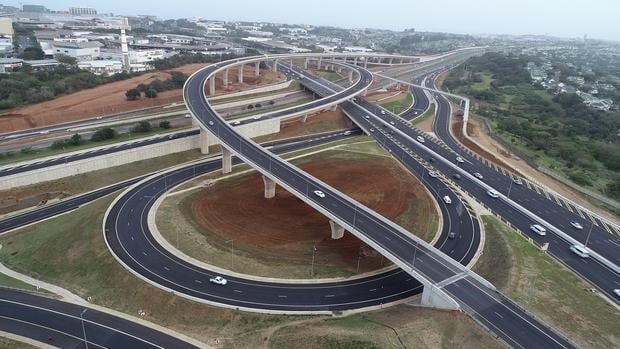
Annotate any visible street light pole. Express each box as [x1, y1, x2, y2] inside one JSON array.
[[585, 222, 594, 247], [80, 309, 88, 349], [507, 180, 513, 198]]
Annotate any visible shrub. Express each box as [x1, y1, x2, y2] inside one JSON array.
[[125, 88, 141, 101], [159, 120, 171, 129], [132, 121, 152, 133], [91, 128, 116, 141]]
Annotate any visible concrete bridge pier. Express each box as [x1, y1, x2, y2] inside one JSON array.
[[317, 57, 322, 69], [304, 58, 309, 69], [348, 70, 354, 83], [363, 58, 368, 68], [272, 59, 278, 72], [199, 126, 212, 154], [209, 77, 216, 96], [329, 220, 345, 239], [301, 113, 309, 123], [262, 175, 276, 198], [238, 64, 244, 83], [353, 57, 358, 66], [255, 62, 260, 76], [223, 69, 228, 86], [221, 147, 232, 174]]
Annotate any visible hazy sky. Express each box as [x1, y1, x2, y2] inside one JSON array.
[[12, 1, 619, 41]]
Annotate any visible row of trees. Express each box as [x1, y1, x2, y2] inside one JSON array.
[[126, 72, 188, 101]]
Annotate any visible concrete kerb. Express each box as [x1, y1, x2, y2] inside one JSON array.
[[0, 330, 56, 349], [147, 141, 400, 285]]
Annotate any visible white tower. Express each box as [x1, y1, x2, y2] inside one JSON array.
[[120, 18, 130, 71]]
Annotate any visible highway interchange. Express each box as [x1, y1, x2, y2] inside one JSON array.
[[0, 51, 617, 348]]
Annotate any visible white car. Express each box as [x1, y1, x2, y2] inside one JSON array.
[[184, 114, 191, 118], [209, 276, 227, 285], [380, 110, 386, 115], [390, 121, 395, 125], [474, 172, 483, 180], [253, 116, 262, 120], [364, 115, 370, 119], [512, 178, 523, 185], [487, 189, 499, 198], [529, 224, 547, 236], [443, 195, 452, 204], [208, 121, 214, 126], [233, 121, 241, 125], [369, 128, 375, 133], [344, 131, 352, 136], [313, 190, 326, 198], [570, 221, 584, 230], [614, 289, 620, 297], [416, 136, 425, 143], [39, 130, 49, 134], [456, 156, 465, 164], [570, 244, 590, 258], [429, 171, 438, 178]]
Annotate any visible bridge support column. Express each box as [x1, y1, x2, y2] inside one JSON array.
[[361, 88, 368, 97], [221, 147, 232, 174], [223, 69, 228, 86], [421, 284, 460, 310], [353, 57, 358, 66], [301, 114, 309, 123], [337, 66, 342, 73], [304, 58, 309, 69], [209, 77, 216, 96], [200, 127, 211, 154], [317, 57, 322, 69], [389, 57, 393, 65], [272, 59, 278, 72], [255, 62, 260, 76], [238, 64, 244, 83], [400, 58, 404, 64], [348, 70, 353, 83], [329, 220, 345, 239], [364, 58, 368, 68], [330, 104, 337, 112], [262, 175, 276, 199]]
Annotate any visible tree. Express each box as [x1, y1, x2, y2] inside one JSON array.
[[132, 121, 152, 133], [55, 54, 77, 66], [159, 120, 171, 129], [125, 88, 141, 101], [69, 133, 82, 146], [144, 88, 158, 98], [20, 47, 44, 60], [254, 103, 262, 108], [91, 128, 116, 141], [268, 100, 275, 105]]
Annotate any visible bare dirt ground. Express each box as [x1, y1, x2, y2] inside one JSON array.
[[176, 149, 437, 278], [256, 109, 351, 143], [0, 64, 285, 133]]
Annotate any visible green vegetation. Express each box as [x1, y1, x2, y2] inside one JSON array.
[[0, 125, 188, 167], [127, 71, 188, 101], [316, 70, 344, 82], [0, 337, 38, 349], [0, 66, 139, 110], [474, 216, 620, 349], [379, 92, 413, 115], [225, 97, 314, 120], [210, 80, 301, 105], [444, 53, 620, 198], [0, 273, 37, 292]]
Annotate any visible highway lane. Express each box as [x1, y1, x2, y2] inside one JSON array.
[[180, 56, 575, 348], [0, 288, 199, 349], [291, 62, 576, 348]]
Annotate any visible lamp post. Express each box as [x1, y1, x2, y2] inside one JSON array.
[[80, 309, 88, 349]]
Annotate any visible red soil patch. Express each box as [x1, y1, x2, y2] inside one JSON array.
[[188, 157, 426, 272], [0, 64, 285, 133]]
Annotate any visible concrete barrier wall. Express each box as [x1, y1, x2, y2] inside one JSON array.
[[2, 117, 282, 190], [0, 136, 201, 190], [208, 80, 293, 101]]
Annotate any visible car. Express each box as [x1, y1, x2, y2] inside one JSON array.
[[570, 244, 590, 258], [39, 130, 49, 134], [428, 171, 438, 178], [344, 131, 352, 136], [253, 116, 262, 120], [209, 276, 227, 285], [614, 289, 620, 297], [390, 121, 395, 125], [487, 189, 499, 198], [96, 116, 103, 120], [456, 156, 465, 163], [313, 190, 326, 198], [352, 98, 357, 102], [443, 195, 452, 204], [184, 114, 191, 118], [448, 232, 456, 239], [512, 178, 523, 185], [570, 221, 584, 230], [428, 157, 436, 163], [452, 173, 461, 180], [233, 121, 241, 125], [416, 136, 425, 143], [380, 110, 386, 115], [208, 121, 214, 126], [364, 115, 370, 119], [473, 172, 483, 180], [529, 224, 547, 236], [369, 128, 375, 133]]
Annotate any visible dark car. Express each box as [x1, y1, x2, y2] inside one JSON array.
[[429, 157, 436, 162]]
